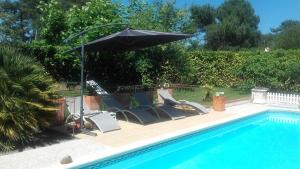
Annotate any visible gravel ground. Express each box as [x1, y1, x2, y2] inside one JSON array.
[[0, 139, 107, 169]]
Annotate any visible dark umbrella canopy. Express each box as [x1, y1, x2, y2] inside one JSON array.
[[76, 28, 192, 53], [67, 27, 191, 131]]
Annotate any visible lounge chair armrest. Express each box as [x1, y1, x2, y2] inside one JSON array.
[[107, 107, 122, 112]]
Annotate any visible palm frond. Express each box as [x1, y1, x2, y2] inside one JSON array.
[[0, 46, 58, 151]]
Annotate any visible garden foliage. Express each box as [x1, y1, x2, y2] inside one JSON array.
[[20, 42, 80, 82], [22, 41, 300, 92], [0, 46, 58, 151], [188, 50, 300, 92], [0, 0, 299, 153]]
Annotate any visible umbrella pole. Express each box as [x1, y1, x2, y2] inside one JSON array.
[[79, 37, 96, 136], [80, 38, 84, 131]]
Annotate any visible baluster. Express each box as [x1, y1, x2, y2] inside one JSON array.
[[284, 93, 288, 104], [270, 92, 273, 103]]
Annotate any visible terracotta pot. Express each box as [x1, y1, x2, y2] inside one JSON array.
[[84, 95, 101, 110], [51, 98, 66, 126], [213, 96, 226, 111]]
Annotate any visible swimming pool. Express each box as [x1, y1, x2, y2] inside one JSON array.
[[73, 109, 300, 169]]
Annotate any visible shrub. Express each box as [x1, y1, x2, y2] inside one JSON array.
[[20, 42, 80, 82], [187, 49, 300, 92], [235, 50, 300, 91], [0, 46, 58, 151], [187, 50, 246, 86]]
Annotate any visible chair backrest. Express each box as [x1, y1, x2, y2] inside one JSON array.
[[86, 80, 108, 95], [99, 93, 123, 109], [66, 97, 81, 115], [158, 89, 180, 105], [66, 96, 99, 115], [133, 92, 152, 106], [86, 80, 124, 109]]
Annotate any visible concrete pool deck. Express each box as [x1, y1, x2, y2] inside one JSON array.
[[0, 102, 299, 169]]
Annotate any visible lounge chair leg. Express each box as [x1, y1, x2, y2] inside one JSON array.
[[121, 112, 129, 121], [152, 108, 160, 119]]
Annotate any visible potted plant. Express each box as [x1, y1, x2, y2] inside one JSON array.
[[213, 92, 226, 111], [202, 84, 214, 102]]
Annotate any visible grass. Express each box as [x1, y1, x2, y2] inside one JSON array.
[[173, 87, 250, 106], [58, 89, 88, 97]]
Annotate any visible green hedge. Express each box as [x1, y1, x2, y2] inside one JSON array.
[[187, 50, 300, 91], [187, 50, 247, 86], [20, 42, 300, 92]]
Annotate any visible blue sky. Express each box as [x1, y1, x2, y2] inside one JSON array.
[[122, 0, 300, 34]]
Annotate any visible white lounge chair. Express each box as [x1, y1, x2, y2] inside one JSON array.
[[66, 97, 120, 133], [158, 89, 209, 114], [86, 80, 159, 124]]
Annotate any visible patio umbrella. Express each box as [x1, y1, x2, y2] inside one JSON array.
[[74, 28, 192, 53], [67, 27, 192, 132]]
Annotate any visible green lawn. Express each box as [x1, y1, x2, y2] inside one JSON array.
[[58, 89, 88, 97], [173, 87, 250, 106]]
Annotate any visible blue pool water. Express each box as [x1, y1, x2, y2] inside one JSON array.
[[74, 110, 300, 169]]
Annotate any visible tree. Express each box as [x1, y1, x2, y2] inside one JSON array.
[[271, 20, 300, 49], [127, 0, 193, 33], [0, 0, 89, 43], [271, 20, 300, 33], [275, 24, 300, 49], [190, 0, 260, 50], [59, 0, 86, 9], [125, 0, 194, 85], [0, 46, 58, 151], [126, 0, 159, 30], [38, 0, 67, 44], [190, 4, 216, 32], [259, 33, 275, 48], [64, 0, 123, 44], [0, 0, 41, 42]]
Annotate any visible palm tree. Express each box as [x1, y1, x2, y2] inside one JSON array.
[[0, 46, 58, 151]]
